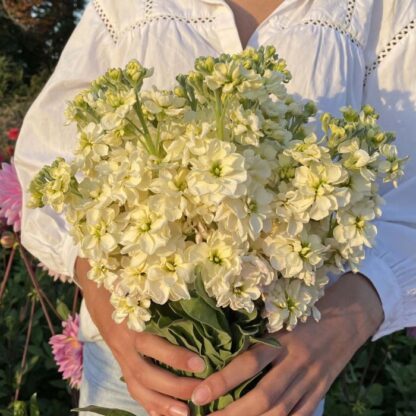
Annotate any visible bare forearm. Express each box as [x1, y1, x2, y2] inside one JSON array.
[[317, 271, 384, 343], [74, 257, 101, 296]]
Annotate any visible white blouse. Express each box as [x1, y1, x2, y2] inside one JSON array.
[[14, 0, 416, 342]]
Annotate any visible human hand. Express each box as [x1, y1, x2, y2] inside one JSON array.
[[190, 272, 384, 416], [75, 257, 204, 416]]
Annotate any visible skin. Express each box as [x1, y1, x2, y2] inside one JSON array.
[[225, 0, 285, 49], [74, 2, 384, 415]]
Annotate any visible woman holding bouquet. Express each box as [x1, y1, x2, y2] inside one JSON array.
[[14, 1, 416, 415]]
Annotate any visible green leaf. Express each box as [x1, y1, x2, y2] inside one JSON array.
[[366, 383, 384, 407], [56, 300, 71, 321], [29, 394, 40, 416], [214, 394, 234, 410], [72, 407, 136, 416], [249, 336, 281, 349]]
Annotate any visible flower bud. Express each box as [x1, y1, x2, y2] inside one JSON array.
[[106, 68, 123, 82], [174, 86, 186, 98], [304, 101, 317, 117], [1, 231, 16, 249]]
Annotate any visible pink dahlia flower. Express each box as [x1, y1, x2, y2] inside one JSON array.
[[0, 161, 22, 232], [49, 314, 83, 389], [38, 262, 72, 283]]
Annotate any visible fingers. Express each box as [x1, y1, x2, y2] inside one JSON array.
[[191, 344, 279, 407], [133, 356, 201, 400], [135, 332, 206, 373], [207, 357, 301, 416], [125, 374, 191, 416], [113, 337, 201, 402], [290, 379, 329, 416], [261, 368, 318, 416]]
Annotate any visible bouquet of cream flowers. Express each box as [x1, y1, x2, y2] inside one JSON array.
[[28, 46, 406, 415]]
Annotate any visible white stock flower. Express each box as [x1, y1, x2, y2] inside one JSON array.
[[378, 143, 406, 187], [119, 252, 149, 296], [99, 89, 137, 130], [110, 286, 151, 332], [205, 60, 246, 93], [146, 252, 194, 304], [213, 273, 261, 313], [215, 185, 274, 241], [81, 206, 119, 259], [228, 104, 264, 146], [42, 159, 73, 213], [120, 205, 171, 255], [263, 279, 321, 332], [293, 162, 350, 220], [75, 123, 108, 169], [244, 149, 272, 185], [107, 144, 152, 205], [149, 168, 188, 221], [87, 256, 119, 290], [187, 139, 247, 204], [339, 138, 378, 181], [187, 231, 242, 293], [142, 86, 186, 119], [285, 134, 327, 165], [263, 230, 327, 284], [333, 202, 377, 248]]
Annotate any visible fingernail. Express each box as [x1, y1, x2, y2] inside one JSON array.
[[169, 405, 189, 416], [192, 385, 211, 405], [188, 356, 206, 373]]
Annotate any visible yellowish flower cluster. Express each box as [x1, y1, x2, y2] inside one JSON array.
[[29, 46, 406, 333]]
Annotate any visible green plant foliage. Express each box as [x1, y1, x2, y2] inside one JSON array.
[[0, 247, 78, 415], [146, 275, 279, 414], [325, 332, 416, 415]]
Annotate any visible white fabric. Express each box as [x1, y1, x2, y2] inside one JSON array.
[[13, 0, 416, 347]]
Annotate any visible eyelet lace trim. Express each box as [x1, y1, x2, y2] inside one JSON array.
[[92, 0, 216, 43], [144, 0, 153, 17], [302, 18, 361, 47], [344, 0, 356, 28], [364, 18, 416, 86], [92, 0, 118, 41]]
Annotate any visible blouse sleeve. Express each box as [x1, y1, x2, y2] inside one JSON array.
[[359, 1, 416, 340], [13, 3, 116, 279]]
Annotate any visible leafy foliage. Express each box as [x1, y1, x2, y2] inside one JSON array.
[[0, 247, 79, 415], [146, 275, 279, 415]]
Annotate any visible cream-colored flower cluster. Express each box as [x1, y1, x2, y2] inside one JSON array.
[[29, 46, 406, 333]]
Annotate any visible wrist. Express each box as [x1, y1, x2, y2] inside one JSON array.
[[318, 272, 384, 343]]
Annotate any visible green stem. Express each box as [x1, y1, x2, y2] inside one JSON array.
[[14, 297, 36, 402], [133, 93, 159, 156], [125, 117, 145, 136], [215, 89, 225, 140], [0, 244, 16, 304]]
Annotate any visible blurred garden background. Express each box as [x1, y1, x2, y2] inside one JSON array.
[[0, 1, 415, 415]]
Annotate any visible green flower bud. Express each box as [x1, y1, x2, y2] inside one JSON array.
[[304, 101, 317, 117], [362, 104, 375, 117], [174, 86, 186, 98], [341, 106, 359, 122], [106, 68, 123, 82], [321, 112, 332, 133]]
